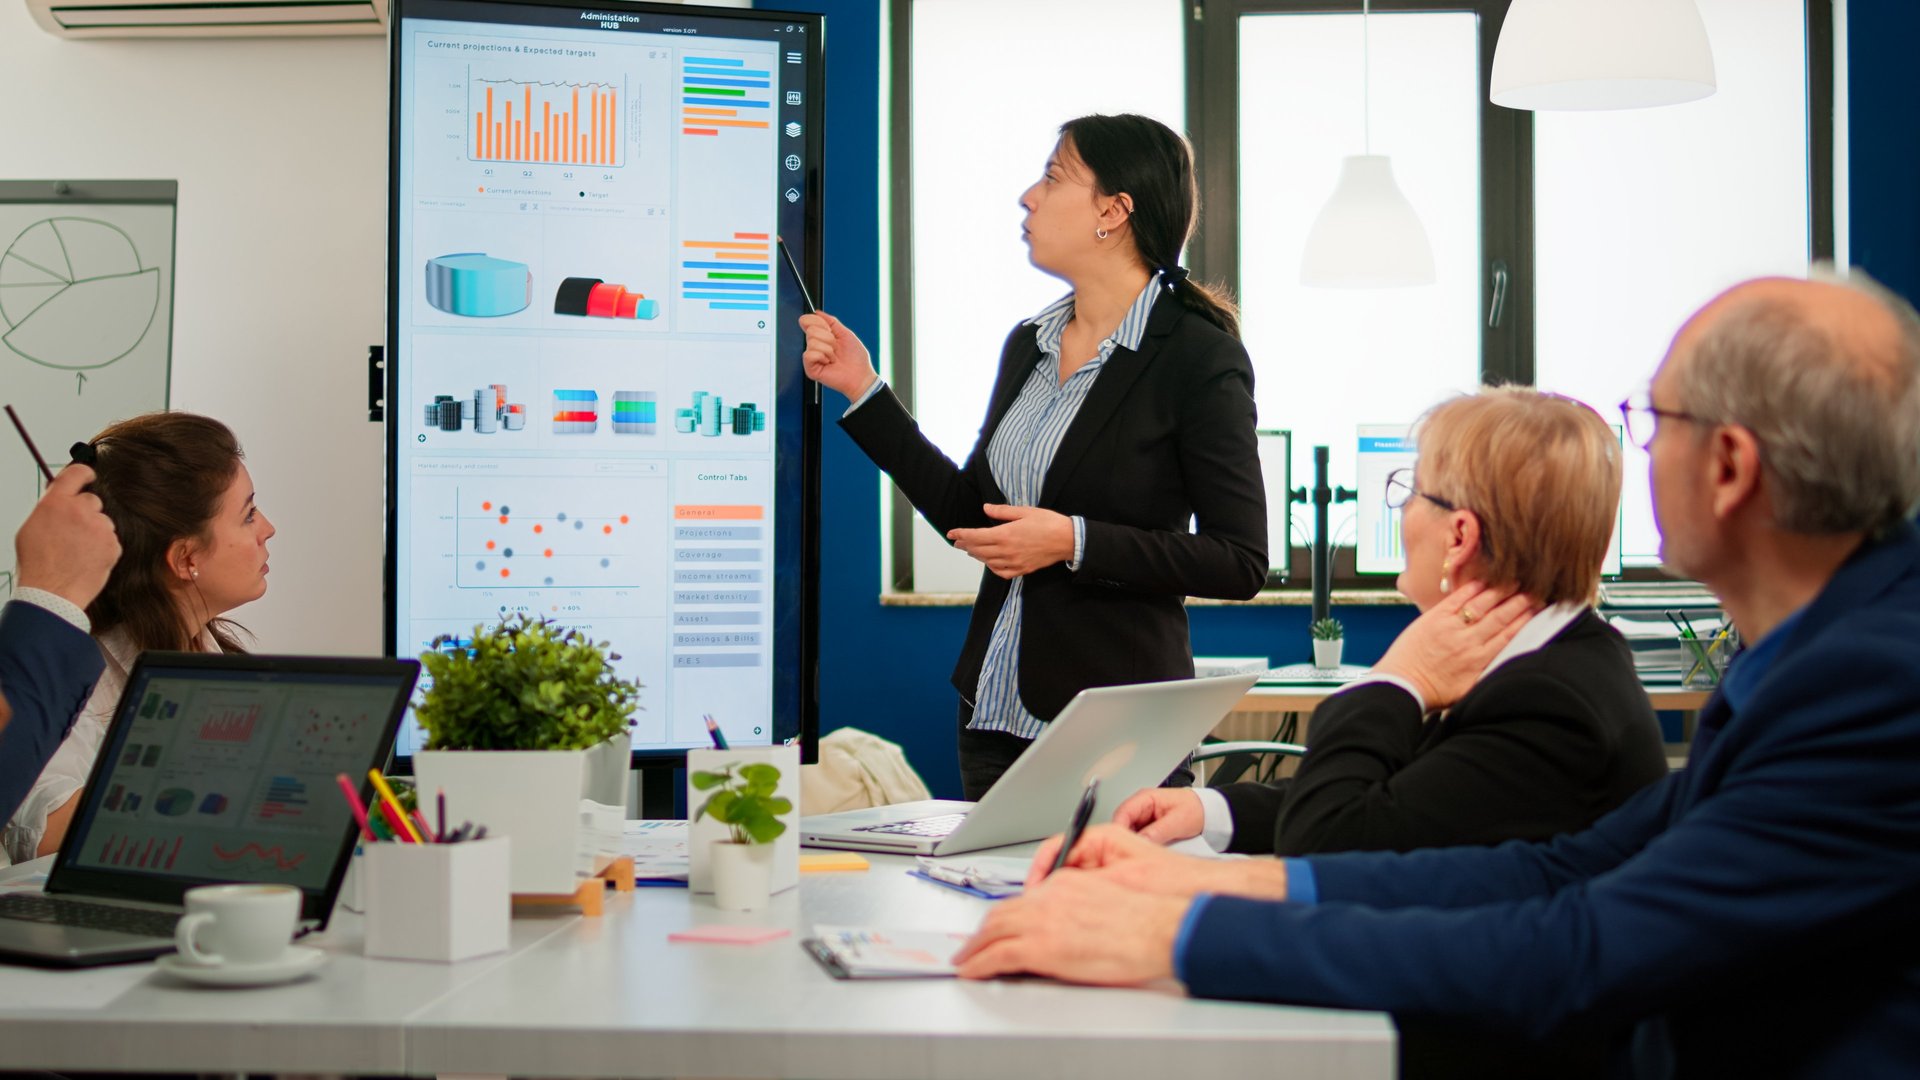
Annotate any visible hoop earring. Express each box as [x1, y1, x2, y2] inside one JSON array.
[[1095, 228, 1109, 240]]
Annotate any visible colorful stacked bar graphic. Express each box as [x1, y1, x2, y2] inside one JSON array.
[[259, 776, 308, 822], [613, 391, 657, 434], [472, 76, 622, 166], [681, 55, 771, 136], [553, 389, 599, 434], [681, 234, 770, 311]]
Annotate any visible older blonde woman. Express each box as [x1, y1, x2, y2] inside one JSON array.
[[1106, 386, 1668, 858]]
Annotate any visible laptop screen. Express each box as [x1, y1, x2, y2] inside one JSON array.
[[54, 655, 417, 916]]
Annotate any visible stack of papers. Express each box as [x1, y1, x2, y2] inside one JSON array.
[[910, 855, 1028, 898], [620, 819, 690, 882], [802, 926, 971, 979]]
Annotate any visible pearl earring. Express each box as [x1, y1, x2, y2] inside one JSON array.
[[1439, 559, 1452, 595], [191, 568, 199, 580], [1095, 228, 1109, 240]]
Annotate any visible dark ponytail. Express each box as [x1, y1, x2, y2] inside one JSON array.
[[1059, 114, 1240, 340]]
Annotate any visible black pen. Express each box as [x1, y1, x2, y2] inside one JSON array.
[[1051, 778, 1101, 874], [775, 235, 817, 314]]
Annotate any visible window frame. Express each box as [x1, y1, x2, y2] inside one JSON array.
[[885, 0, 1835, 595]]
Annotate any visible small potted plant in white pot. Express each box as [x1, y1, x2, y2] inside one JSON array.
[[1310, 617, 1345, 670], [412, 614, 640, 893], [692, 761, 792, 911]]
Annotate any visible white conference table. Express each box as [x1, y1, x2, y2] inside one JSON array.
[[0, 848, 1395, 1079]]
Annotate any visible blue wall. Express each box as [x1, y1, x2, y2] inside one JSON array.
[[798, 0, 1920, 798], [1848, 0, 1920, 306]]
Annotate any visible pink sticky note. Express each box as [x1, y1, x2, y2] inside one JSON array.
[[669, 925, 793, 946]]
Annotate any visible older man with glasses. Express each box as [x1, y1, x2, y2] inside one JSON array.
[[956, 270, 1920, 1080]]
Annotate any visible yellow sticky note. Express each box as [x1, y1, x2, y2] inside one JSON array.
[[799, 852, 870, 873]]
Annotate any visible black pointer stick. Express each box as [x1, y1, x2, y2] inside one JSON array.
[[775, 235, 817, 315]]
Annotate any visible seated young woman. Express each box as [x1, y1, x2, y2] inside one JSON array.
[[2, 413, 272, 862], [1111, 386, 1668, 858]]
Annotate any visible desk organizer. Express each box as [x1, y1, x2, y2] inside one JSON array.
[[364, 837, 510, 963]]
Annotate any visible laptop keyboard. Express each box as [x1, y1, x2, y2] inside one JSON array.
[[0, 894, 179, 938], [851, 813, 966, 838]]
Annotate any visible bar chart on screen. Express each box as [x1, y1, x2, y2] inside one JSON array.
[[679, 54, 772, 138], [470, 73, 627, 167], [95, 832, 185, 870]]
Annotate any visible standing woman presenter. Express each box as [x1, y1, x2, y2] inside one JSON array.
[[801, 114, 1266, 798]]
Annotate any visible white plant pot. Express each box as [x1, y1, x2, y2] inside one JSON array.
[[581, 730, 632, 808], [413, 734, 627, 894], [1312, 639, 1345, 669], [710, 840, 775, 911]]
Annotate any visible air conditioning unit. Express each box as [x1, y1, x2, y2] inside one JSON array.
[[26, 0, 387, 37]]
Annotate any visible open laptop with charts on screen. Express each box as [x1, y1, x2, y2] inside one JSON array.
[[0, 653, 419, 968], [800, 673, 1260, 856]]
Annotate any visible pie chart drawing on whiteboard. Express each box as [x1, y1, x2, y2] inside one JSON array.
[[0, 217, 160, 370]]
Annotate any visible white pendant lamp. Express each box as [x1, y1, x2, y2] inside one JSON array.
[[1492, 0, 1717, 111], [1300, 0, 1436, 288]]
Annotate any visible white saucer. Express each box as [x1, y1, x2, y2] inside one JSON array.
[[155, 945, 327, 988]]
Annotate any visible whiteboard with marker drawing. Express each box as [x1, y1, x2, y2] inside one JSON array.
[[0, 179, 175, 591]]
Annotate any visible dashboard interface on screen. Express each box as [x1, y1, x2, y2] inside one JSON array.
[[387, 0, 821, 759], [1354, 423, 1624, 579]]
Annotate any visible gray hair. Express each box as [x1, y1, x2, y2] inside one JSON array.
[[1672, 266, 1920, 535]]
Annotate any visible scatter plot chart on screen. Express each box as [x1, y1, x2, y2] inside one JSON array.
[[282, 699, 381, 773], [456, 481, 642, 588]]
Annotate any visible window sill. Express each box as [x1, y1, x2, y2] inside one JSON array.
[[877, 589, 1415, 608]]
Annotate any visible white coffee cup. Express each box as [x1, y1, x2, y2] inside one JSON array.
[[173, 884, 300, 967]]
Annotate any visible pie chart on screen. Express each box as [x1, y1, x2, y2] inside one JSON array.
[[0, 217, 160, 370]]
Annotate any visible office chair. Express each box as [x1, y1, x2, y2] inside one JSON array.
[[1192, 737, 1307, 787]]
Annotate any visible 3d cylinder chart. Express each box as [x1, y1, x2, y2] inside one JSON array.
[[424, 253, 531, 317], [554, 276, 659, 320]]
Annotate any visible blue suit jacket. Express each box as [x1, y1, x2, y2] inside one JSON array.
[[1180, 522, 1920, 1079], [0, 600, 104, 825]]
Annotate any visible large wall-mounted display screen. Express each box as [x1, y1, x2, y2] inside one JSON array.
[[386, 0, 821, 761]]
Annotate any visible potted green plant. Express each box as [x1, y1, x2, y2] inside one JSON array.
[[1310, 616, 1345, 670], [692, 761, 792, 910], [411, 614, 641, 893]]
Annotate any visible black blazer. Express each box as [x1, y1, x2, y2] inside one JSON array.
[[1220, 609, 1668, 856], [840, 297, 1267, 721]]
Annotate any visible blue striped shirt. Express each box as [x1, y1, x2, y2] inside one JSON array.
[[968, 277, 1162, 740]]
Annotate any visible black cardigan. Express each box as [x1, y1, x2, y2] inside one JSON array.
[[1220, 609, 1669, 856], [839, 296, 1267, 722]]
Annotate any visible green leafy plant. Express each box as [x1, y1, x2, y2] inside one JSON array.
[[692, 762, 791, 845], [416, 614, 640, 751], [1310, 617, 1345, 642]]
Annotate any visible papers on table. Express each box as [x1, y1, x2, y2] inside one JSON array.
[[620, 819, 690, 881], [911, 855, 1028, 898], [803, 925, 972, 978]]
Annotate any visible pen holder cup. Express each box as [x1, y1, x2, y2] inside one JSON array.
[[1678, 634, 1734, 690], [363, 837, 510, 963]]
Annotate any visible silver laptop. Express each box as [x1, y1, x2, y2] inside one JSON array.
[[0, 652, 419, 968], [801, 673, 1259, 856]]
